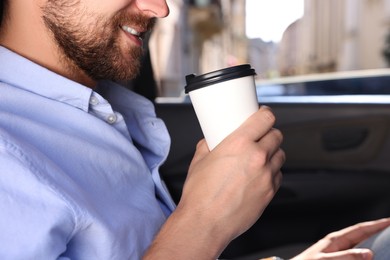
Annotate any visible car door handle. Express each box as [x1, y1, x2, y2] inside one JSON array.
[[321, 127, 368, 151]]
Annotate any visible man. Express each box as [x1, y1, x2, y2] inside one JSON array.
[[0, 0, 389, 259]]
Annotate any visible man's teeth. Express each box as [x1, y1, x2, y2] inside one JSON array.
[[122, 26, 141, 37]]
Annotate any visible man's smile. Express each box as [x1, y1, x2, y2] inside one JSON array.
[[121, 25, 145, 46]]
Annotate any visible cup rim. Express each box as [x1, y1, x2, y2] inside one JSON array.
[[184, 64, 256, 93]]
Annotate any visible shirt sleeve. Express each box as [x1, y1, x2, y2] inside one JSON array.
[[0, 142, 76, 259]]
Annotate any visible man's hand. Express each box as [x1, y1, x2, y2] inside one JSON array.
[[180, 106, 284, 241], [144, 106, 285, 259], [291, 218, 390, 260]]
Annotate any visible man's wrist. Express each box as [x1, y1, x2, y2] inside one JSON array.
[[144, 207, 229, 259]]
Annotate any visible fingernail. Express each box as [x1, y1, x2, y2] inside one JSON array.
[[360, 249, 373, 259]]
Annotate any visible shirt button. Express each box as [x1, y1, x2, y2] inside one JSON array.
[[89, 96, 99, 106], [107, 114, 117, 124]]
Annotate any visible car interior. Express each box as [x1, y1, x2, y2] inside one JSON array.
[[130, 1, 390, 259], [154, 74, 390, 259]]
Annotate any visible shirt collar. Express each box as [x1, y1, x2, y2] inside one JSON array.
[[0, 46, 93, 112]]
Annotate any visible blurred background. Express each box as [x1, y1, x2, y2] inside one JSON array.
[[146, 0, 390, 97]]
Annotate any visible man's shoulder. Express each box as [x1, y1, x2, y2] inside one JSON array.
[[0, 127, 54, 177], [0, 126, 68, 189], [0, 126, 82, 217]]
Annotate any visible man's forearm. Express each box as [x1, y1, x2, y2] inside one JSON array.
[[143, 206, 230, 260]]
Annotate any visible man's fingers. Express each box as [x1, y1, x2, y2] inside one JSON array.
[[195, 139, 209, 154], [257, 128, 284, 160], [235, 106, 276, 141], [319, 248, 373, 260], [269, 149, 285, 187], [324, 218, 390, 252], [189, 139, 209, 169]]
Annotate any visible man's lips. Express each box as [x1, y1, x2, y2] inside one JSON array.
[[121, 25, 145, 46]]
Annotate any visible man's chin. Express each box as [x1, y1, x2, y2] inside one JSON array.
[[109, 67, 141, 83], [86, 49, 142, 82]]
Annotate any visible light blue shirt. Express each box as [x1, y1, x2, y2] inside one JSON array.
[[0, 46, 176, 259]]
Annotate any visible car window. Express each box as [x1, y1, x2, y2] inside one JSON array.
[[256, 70, 390, 97], [149, 0, 390, 99]]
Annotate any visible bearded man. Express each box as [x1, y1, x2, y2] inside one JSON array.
[[0, 0, 389, 259]]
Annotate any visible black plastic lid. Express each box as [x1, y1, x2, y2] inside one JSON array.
[[184, 64, 256, 93]]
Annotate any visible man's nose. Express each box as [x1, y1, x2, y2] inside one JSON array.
[[136, 0, 170, 18]]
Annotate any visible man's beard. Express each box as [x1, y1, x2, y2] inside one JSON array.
[[42, 0, 155, 82]]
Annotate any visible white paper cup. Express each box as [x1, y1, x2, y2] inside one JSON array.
[[185, 64, 259, 150]]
